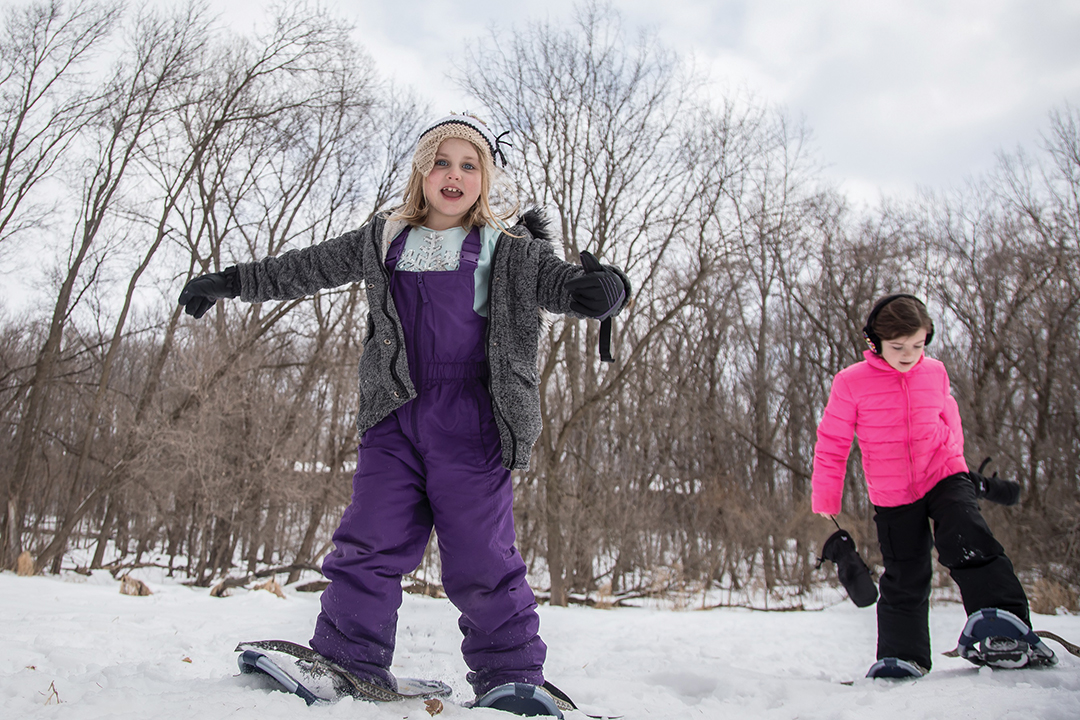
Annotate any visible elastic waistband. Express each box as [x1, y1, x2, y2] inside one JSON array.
[[415, 361, 489, 381]]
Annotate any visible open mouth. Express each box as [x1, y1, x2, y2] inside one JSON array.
[[441, 186, 463, 199]]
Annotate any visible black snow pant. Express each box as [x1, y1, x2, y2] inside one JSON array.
[[872, 473, 1029, 670]]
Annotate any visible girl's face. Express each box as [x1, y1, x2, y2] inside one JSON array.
[[422, 137, 483, 230], [880, 328, 928, 373]]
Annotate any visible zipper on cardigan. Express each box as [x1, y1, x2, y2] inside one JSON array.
[[375, 224, 409, 399], [484, 234, 519, 468]]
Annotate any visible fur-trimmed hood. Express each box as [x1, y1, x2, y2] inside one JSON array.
[[519, 206, 554, 245]]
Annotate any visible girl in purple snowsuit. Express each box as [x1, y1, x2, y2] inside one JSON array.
[[179, 114, 631, 713]]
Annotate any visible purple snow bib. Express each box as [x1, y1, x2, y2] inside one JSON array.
[[385, 226, 487, 385], [313, 226, 544, 695]]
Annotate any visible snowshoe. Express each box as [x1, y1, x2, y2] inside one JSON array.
[[235, 639, 451, 705], [473, 682, 564, 718], [541, 681, 624, 719], [866, 657, 927, 679], [956, 609, 1057, 669]]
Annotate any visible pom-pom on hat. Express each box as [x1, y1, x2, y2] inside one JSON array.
[[411, 113, 508, 178]]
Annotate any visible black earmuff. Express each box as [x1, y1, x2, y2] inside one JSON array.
[[862, 293, 934, 354]]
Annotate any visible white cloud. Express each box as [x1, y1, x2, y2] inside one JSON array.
[[208, 0, 1080, 205]]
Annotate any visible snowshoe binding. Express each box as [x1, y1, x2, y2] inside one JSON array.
[[866, 657, 927, 679], [473, 682, 564, 718], [956, 609, 1057, 669], [235, 639, 451, 705]]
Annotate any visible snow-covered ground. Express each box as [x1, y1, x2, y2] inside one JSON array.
[[1, 569, 1078, 719]]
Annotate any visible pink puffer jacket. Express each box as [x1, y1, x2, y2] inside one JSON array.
[[811, 350, 968, 515]]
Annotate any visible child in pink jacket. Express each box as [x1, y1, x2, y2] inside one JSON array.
[[812, 294, 1030, 675]]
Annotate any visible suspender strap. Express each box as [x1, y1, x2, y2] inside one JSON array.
[[385, 228, 409, 267], [460, 226, 481, 266]]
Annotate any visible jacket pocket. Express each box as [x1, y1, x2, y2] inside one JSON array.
[[362, 313, 374, 344], [509, 358, 539, 386]]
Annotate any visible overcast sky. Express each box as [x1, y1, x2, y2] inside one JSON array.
[[201, 1, 1080, 206]]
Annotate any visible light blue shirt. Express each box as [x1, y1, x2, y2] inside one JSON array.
[[398, 225, 499, 316]]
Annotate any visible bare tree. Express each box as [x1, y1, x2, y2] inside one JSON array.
[[0, 0, 122, 567], [0, 0, 411, 575], [455, 1, 729, 604], [0, 0, 121, 251], [4, 1, 1080, 608]]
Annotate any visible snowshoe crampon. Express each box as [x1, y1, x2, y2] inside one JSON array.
[[235, 639, 451, 705], [956, 609, 1057, 669]]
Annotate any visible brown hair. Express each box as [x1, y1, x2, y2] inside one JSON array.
[[872, 296, 933, 342]]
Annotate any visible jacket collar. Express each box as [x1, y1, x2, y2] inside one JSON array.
[[381, 214, 407, 258], [863, 349, 926, 374]]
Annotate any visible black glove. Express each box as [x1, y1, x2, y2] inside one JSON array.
[[816, 528, 878, 608], [564, 251, 626, 321], [969, 457, 1021, 506], [178, 266, 240, 319]]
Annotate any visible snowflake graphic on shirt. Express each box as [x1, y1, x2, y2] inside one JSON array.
[[397, 231, 459, 271]]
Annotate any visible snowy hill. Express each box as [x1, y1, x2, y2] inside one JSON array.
[[1, 570, 1078, 719]]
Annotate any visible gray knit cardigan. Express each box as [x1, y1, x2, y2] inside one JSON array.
[[235, 208, 630, 470]]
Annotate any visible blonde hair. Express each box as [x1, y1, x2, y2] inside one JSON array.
[[392, 115, 519, 233]]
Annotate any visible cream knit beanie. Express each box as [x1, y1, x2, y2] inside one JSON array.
[[411, 113, 506, 177]]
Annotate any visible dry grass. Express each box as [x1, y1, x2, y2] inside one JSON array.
[[15, 551, 34, 576], [119, 574, 153, 596], [1028, 577, 1079, 616]]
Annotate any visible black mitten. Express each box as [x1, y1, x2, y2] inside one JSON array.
[[969, 457, 1021, 506], [564, 251, 626, 321], [817, 529, 878, 608], [178, 266, 240, 319]]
